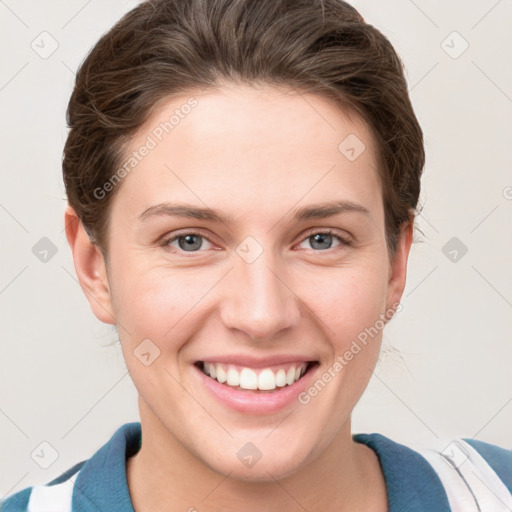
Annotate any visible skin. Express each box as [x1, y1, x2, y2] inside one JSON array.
[[65, 83, 413, 511]]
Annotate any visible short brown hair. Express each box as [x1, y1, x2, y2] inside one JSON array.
[[63, 0, 425, 260]]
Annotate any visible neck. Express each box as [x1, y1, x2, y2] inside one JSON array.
[[126, 399, 387, 512]]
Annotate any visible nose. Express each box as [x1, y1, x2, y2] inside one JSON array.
[[219, 247, 301, 342]]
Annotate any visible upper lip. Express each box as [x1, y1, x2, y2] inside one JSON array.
[[196, 354, 318, 368]]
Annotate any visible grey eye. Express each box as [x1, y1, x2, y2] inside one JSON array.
[[166, 233, 213, 252], [178, 234, 203, 251], [309, 233, 335, 250]]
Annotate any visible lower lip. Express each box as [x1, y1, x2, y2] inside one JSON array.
[[194, 363, 318, 414]]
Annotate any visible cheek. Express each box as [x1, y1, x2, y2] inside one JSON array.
[[293, 263, 388, 344], [112, 265, 217, 341], [111, 248, 389, 354]]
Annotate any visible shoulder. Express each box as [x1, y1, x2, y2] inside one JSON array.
[[354, 432, 512, 511], [0, 422, 141, 512], [463, 437, 512, 493], [354, 432, 451, 511], [0, 460, 86, 512]]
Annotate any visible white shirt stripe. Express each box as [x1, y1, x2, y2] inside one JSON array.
[[419, 439, 512, 512], [27, 472, 77, 512]]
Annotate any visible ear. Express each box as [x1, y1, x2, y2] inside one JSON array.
[[64, 205, 116, 325], [385, 219, 414, 315]]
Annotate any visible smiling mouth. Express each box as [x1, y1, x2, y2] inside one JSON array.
[[195, 361, 318, 393]]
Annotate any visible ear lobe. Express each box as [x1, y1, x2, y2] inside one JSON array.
[[385, 220, 414, 314], [64, 205, 116, 325]]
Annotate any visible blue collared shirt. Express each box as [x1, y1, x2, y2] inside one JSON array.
[[2, 422, 511, 511]]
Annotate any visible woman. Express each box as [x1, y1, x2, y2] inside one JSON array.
[[2, 0, 511, 510]]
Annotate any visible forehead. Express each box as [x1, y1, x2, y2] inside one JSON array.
[[111, 84, 382, 226]]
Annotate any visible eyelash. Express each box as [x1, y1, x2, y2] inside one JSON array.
[[159, 229, 353, 254]]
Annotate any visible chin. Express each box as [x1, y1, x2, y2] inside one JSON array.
[[213, 456, 306, 483], [198, 437, 317, 484]]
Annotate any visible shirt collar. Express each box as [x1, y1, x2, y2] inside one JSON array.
[[353, 432, 451, 511], [72, 422, 139, 512], [74, 422, 450, 511]]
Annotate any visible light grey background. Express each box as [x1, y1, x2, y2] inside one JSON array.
[[1, 0, 511, 498]]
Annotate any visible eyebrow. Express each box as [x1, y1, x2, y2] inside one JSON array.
[[137, 200, 371, 224]]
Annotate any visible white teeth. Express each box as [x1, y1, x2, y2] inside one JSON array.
[[201, 362, 309, 390], [258, 369, 277, 390], [239, 368, 258, 390], [216, 366, 227, 383], [226, 368, 240, 386], [275, 369, 287, 387]]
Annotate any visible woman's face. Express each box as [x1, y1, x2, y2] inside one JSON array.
[[80, 84, 411, 481]]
